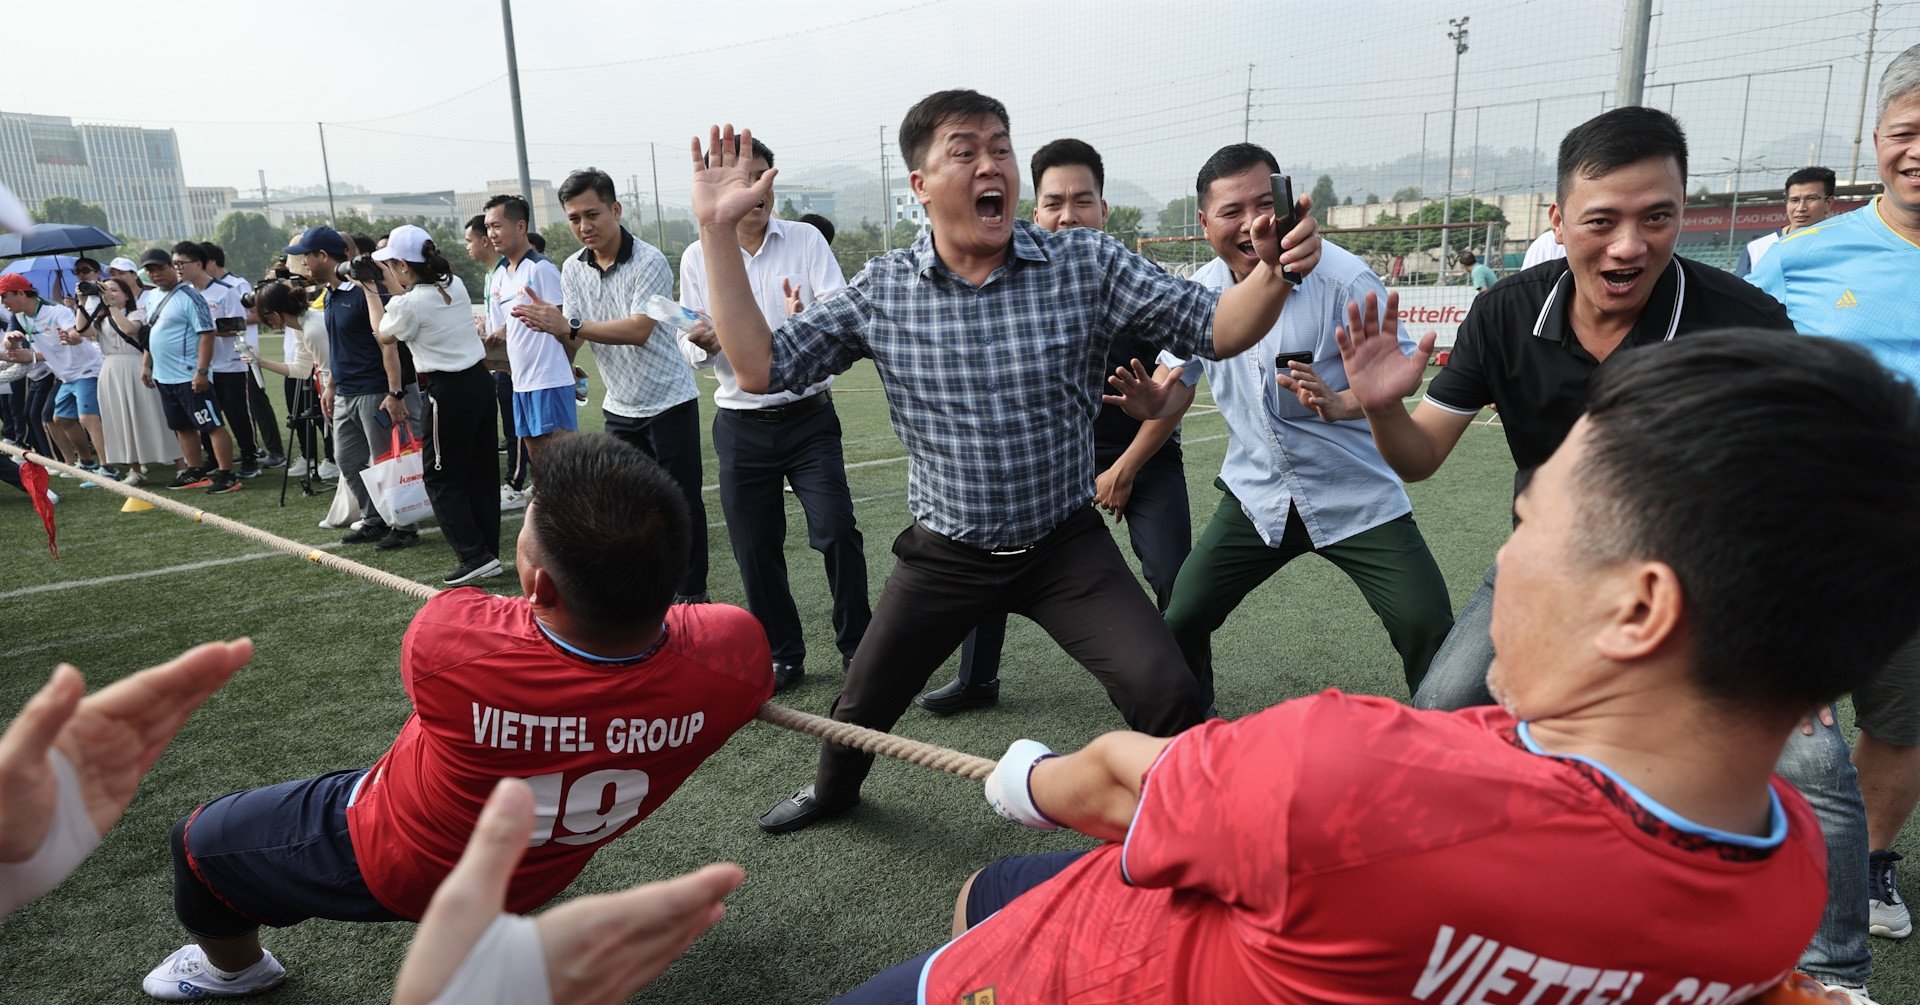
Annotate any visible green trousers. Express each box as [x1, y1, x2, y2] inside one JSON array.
[[1165, 485, 1454, 700]]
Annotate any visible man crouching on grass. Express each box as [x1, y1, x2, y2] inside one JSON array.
[[140, 433, 772, 1001], [835, 330, 1920, 1003]]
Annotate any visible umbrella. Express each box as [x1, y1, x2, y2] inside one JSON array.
[[2, 255, 84, 299], [0, 223, 120, 259]]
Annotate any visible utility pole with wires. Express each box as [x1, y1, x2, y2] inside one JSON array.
[[1439, 16, 1469, 285], [1850, 0, 1882, 184], [880, 126, 893, 253], [499, 0, 535, 226], [650, 143, 666, 252], [1243, 64, 1255, 142], [316, 123, 336, 225]]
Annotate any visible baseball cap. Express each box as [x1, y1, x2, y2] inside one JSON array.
[[139, 248, 172, 268], [285, 225, 348, 258], [0, 274, 32, 295], [109, 256, 139, 273], [372, 224, 431, 264]]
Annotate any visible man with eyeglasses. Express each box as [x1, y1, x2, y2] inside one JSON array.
[[1737, 166, 1837, 276], [136, 248, 240, 493]]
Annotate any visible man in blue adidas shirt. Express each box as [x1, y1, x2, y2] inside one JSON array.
[[1750, 43, 1920, 972]]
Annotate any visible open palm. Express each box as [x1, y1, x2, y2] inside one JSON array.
[[1335, 291, 1433, 414], [690, 125, 777, 231]]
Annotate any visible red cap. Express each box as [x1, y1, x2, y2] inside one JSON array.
[[0, 274, 33, 295]]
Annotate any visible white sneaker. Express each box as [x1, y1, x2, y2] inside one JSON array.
[[121, 468, 146, 487], [500, 485, 529, 511], [141, 944, 286, 1001], [286, 457, 311, 477], [317, 459, 340, 480], [1822, 984, 1884, 1005], [45, 488, 59, 505], [1869, 850, 1911, 938]]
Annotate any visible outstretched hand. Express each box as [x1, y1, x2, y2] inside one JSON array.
[[1334, 291, 1434, 415], [509, 287, 569, 338], [690, 125, 778, 232], [1101, 359, 1186, 421], [0, 640, 252, 864], [394, 778, 745, 1005]]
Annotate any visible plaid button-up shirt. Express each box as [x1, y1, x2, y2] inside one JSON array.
[[770, 220, 1220, 549]]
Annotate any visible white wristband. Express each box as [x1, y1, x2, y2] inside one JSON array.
[[427, 913, 552, 1005], [0, 750, 103, 916], [984, 739, 1060, 830]]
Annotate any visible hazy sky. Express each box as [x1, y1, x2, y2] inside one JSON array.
[[7, 0, 1915, 211]]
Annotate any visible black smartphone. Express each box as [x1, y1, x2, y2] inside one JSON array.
[[214, 316, 246, 335], [375, 409, 394, 429], [1270, 173, 1304, 285], [1274, 351, 1314, 373]]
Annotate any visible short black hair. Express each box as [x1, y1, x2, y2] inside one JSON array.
[[1196, 142, 1280, 207], [558, 167, 618, 208], [348, 233, 377, 256], [199, 242, 226, 267], [527, 231, 546, 253], [798, 213, 835, 244], [1785, 166, 1837, 197], [1459, 251, 1477, 266], [464, 214, 486, 236], [898, 90, 1010, 171], [528, 433, 690, 627], [74, 257, 101, 273], [1556, 107, 1688, 204], [170, 241, 209, 264], [699, 138, 774, 169], [483, 194, 531, 225], [1577, 330, 1920, 715], [1030, 138, 1104, 197]]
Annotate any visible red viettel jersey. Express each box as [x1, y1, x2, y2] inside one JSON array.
[[924, 691, 1825, 1004], [346, 590, 771, 917]]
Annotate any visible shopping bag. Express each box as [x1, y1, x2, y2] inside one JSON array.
[[365, 426, 434, 526]]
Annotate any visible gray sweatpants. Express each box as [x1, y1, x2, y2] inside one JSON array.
[[333, 387, 423, 530]]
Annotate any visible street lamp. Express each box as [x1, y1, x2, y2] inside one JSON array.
[[1438, 16, 1469, 286]]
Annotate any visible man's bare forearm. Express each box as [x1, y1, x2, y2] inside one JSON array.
[[1028, 732, 1173, 842], [1212, 264, 1293, 358], [697, 224, 774, 392]]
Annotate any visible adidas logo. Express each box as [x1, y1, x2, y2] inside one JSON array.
[[1837, 290, 1860, 309]]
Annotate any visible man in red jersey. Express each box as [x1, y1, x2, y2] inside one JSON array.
[[139, 433, 772, 1002], [836, 330, 1920, 1004]]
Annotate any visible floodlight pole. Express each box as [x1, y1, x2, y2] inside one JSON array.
[[1616, 0, 1653, 107], [500, 0, 535, 227], [1439, 16, 1468, 285], [316, 123, 337, 225]]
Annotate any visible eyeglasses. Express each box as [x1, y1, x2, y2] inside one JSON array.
[[170, 260, 195, 268]]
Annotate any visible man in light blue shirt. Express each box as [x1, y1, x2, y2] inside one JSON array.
[[1147, 143, 1452, 703], [1749, 42, 1920, 969]]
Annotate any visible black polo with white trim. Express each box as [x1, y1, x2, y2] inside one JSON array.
[[1425, 255, 1792, 496]]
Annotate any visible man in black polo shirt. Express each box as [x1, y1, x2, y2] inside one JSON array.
[[1339, 106, 1882, 1000], [293, 226, 425, 551]]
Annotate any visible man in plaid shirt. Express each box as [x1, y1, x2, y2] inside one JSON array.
[[690, 90, 1324, 834]]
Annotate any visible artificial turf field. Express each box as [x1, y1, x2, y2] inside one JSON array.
[[4, 346, 1917, 1003]]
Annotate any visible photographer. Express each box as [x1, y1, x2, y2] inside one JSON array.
[[203, 242, 284, 471], [75, 276, 175, 486], [288, 225, 423, 550], [367, 225, 500, 585], [246, 281, 337, 482]]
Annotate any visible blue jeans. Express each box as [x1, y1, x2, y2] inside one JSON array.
[[1415, 562, 1873, 985], [1778, 713, 1873, 985], [1412, 562, 1498, 710]]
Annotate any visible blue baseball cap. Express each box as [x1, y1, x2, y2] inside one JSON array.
[[285, 226, 348, 258]]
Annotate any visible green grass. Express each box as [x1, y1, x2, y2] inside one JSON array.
[[2, 357, 1915, 1003]]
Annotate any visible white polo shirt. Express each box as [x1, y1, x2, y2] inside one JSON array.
[[678, 217, 841, 410], [197, 278, 249, 374], [488, 250, 570, 393]]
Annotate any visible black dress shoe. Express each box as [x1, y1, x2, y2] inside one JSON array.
[[772, 661, 804, 692], [916, 677, 1000, 716], [758, 784, 854, 835]]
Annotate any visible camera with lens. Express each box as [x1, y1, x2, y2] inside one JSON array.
[[76, 280, 101, 297], [343, 255, 381, 283]]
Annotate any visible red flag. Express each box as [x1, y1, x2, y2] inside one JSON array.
[[19, 459, 56, 559]]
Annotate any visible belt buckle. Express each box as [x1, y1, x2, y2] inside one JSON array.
[[988, 544, 1035, 557]]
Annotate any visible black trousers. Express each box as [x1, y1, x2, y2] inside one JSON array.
[[958, 455, 1191, 684], [492, 370, 528, 489], [23, 375, 55, 457], [245, 372, 282, 455], [206, 371, 257, 466], [813, 507, 1206, 803], [712, 395, 871, 666], [604, 399, 708, 598], [422, 364, 501, 565], [2, 377, 25, 443], [283, 375, 334, 463]]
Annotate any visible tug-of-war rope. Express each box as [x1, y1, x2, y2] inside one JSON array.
[[2, 441, 997, 782]]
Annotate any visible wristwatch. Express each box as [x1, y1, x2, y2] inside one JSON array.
[[194, 366, 210, 376], [387, 389, 407, 400], [568, 316, 582, 339]]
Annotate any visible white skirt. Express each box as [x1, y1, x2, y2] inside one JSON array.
[[98, 354, 180, 465]]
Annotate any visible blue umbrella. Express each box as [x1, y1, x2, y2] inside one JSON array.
[[0, 223, 120, 259], [2, 255, 84, 299]]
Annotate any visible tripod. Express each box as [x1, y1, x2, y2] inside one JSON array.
[[279, 373, 328, 506]]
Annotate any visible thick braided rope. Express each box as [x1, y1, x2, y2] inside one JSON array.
[[3, 441, 997, 781]]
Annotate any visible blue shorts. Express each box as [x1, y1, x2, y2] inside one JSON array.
[[52, 377, 98, 419], [513, 385, 578, 438], [831, 850, 1088, 1004], [156, 381, 224, 433], [173, 769, 402, 935]]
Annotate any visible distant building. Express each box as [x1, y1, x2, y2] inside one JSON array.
[[187, 186, 236, 236], [0, 111, 190, 241], [455, 179, 565, 232], [231, 190, 459, 229], [892, 192, 929, 230], [773, 184, 836, 218]]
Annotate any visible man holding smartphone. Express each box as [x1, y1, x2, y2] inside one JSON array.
[[1126, 142, 1453, 706]]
